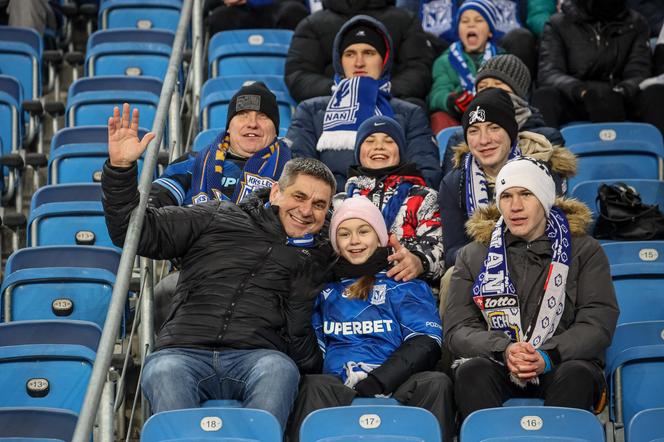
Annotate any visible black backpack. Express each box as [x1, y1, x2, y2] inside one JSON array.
[[593, 182, 664, 240]]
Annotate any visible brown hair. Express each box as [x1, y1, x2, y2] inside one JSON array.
[[344, 275, 376, 301]]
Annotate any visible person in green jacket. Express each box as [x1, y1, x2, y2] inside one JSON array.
[[428, 0, 502, 133]]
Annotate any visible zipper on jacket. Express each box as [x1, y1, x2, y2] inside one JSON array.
[[215, 245, 274, 342]]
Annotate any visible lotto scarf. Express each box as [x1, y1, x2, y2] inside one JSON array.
[[472, 206, 571, 386], [464, 142, 520, 217], [448, 41, 497, 94], [190, 132, 290, 204], [316, 76, 394, 152]]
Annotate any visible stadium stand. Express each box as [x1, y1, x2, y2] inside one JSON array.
[[99, 0, 183, 32]]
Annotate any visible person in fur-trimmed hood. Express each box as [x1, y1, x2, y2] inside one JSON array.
[[337, 115, 444, 282], [444, 157, 619, 421], [438, 88, 576, 269]]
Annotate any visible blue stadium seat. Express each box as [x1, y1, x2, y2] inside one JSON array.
[[200, 78, 292, 135], [626, 407, 664, 442], [0, 26, 42, 103], [66, 76, 162, 128], [192, 129, 219, 153], [0, 75, 23, 204], [1, 246, 122, 330], [85, 28, 175, 79], [201, 400, 241, 408], [48, 125, 150, 184], [436, 125, 462, 167], [571, 179, 664, 223], [603, 241, 664, 324], [300, 405, 441, 442], [460, 406, 604, 441], [140, 407, 282, 441], [350, 398, 400, 406], [605, 320, 664, 429], [561, 122, 663, 149], [0, 320, 99, 413], [563, 124, 664, 190], [0, 407, 78, 441], [208, 29, 292, 77], [99, 0, 183, 32], [26, 184, 113, 248]]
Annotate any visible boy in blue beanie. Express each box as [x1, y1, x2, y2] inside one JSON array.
[[428, 0, 502, 133]]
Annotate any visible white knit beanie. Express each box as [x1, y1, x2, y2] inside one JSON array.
[[495, 157, 556, 216]]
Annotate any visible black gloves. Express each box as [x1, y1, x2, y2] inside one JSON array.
[[354, 375, 384, 397], [579, 82, 626, 122]]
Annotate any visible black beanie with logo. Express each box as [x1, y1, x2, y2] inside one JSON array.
[[226, 81, 279, 131], [462, 88, 518, 145]]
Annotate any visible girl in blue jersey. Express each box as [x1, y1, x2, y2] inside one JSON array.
[[287, 196, 456, 441]]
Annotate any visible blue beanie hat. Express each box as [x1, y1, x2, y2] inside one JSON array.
[[456, 0, 498, 37], [354, 115, 407, 165]]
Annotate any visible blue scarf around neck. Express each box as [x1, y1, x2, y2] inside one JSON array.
[[448, 41, 497, 94]]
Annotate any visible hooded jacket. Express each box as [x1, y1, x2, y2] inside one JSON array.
[[439, 131, 577, 268], [102, 161, 329, 373], [286, 16, 441, 191], [342, 163, 444, 280], [284, 0, 434, 103], [443, 198, 619, 366], [537, 0, 652, 103]]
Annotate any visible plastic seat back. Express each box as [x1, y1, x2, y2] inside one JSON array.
[[627, 407, 664, 442], [0, 407, 78, 441], [1, 246, 121, 328], [99, 0, 183, 32], [605, 321, 664, 427], [192, 129, 219, 153], [0, 26, 42, 100], [602, 241, 664, 324], [561, 122, 663, 149], [48, 125, 150, 184], [27, 184, 112, 248], [140, 407, 282, 441], [460, 406, 604, 441], [66, 76, 162, 128], [300, 405, 441, 442], [85, 28, 175, 78], [208, 29, 292, 77]]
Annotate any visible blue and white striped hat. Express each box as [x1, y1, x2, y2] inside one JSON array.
[[456, 0, 499, 36]]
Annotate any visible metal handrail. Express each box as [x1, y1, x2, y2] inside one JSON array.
[[71, 1, 194, 439]]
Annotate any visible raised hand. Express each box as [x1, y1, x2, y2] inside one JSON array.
[[108, 103, 156, 167], [387, 235, 424, 282]]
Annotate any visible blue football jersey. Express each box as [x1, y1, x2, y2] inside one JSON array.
[[313, 272, 442, 382]]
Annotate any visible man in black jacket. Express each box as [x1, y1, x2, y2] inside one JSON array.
[[284, 0, 435, 105], [102, 104, 336, 433], [532, 0, 664, 134]]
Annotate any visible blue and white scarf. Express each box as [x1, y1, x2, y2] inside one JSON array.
[[347, 181, 414, 232], [464, 142, 520, 217], [190, 131, 290, 204], [448, 41, 497, 94], [316, 75, 394, 152], [472, 206, 571, 385]]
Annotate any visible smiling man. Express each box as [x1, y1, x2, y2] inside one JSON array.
[[102, 104, 336, 433], [444, 156, 618, 422], [150, 82, 290, 208]]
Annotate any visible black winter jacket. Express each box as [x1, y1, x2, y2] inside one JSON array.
[[102, 161, 328, 373], [537, 1, 652, 102], [284, 0, 434, 103]]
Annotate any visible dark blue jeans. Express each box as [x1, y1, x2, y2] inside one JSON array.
[[141, 347, 300, 432]]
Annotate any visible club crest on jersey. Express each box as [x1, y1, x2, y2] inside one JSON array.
[[192, 192, 209, 204], [370, 284, 386, 305]]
